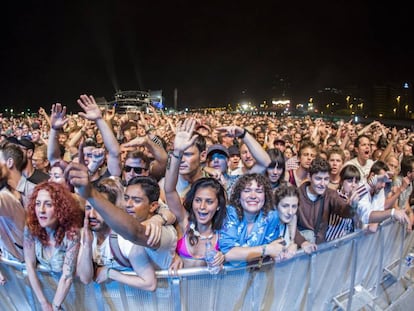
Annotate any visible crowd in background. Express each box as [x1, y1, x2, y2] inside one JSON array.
[[1, 95, 414, 310]]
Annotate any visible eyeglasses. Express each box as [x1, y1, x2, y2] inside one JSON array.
[[124, 166, 148, 174]]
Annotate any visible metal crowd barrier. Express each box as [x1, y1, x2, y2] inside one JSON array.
[[1, 219, 414, 311]]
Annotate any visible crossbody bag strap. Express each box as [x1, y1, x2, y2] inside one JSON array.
[[109, 232, 131, 268], [314, 196, 325, 237]]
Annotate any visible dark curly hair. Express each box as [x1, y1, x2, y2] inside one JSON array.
[[183, 177, 227, 246], [230, 173, 273, 221], [308, 156, 330, 176], [26, 182, 84, 246]]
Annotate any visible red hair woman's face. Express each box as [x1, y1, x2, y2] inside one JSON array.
[[35, 190, 58, 230]]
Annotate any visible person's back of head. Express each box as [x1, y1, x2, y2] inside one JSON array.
[[193, 134, 207, 154], [400, 155, 414, 177], [0, 142, 25, 172], [97, 176, 124, 206]]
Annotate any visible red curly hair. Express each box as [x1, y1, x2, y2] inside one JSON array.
[[26, 181, 84, 246]]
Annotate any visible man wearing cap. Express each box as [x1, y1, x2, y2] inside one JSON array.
[[195, 124, 211, 138], [274, 139, 286, 153], [227, 145, 243, 176], [203, 144, 239, 195]]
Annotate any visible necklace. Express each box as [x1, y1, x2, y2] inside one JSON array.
[[190, 223, 214, 240]]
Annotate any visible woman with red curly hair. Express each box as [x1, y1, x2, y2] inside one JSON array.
[[23, 181, 83, 311]]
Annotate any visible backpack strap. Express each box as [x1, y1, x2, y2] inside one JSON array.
[[108, 232, 131, 268]]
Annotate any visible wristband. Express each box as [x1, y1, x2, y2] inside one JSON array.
[[238, 129, 247, 139], [391, 208, 395, 220], [158, 213, 168, 225], [261, 244, 267, 257], [257, 244, 267, 269], [169, 150, 183, 159], [107, 267, 112, 279]]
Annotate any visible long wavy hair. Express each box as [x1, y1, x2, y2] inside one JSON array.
[[230, 173, 273, 221], [26, 181, 84, 246], [183, 177, 227, 246]]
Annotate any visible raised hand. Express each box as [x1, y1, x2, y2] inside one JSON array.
[[38, 107, 47, 116], [104, 106, 115, 122], [50, 103, 68, 130], [77, 94, 102, 121], [215, 125, 244, 138], [141, 218, 162, 248], [173, 118, 198, 152], [65, 142, 92, 199]]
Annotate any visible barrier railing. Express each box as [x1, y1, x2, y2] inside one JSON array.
[[1, 219, 413, 311]]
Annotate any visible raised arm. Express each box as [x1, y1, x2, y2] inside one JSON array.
[[164, 118, 198, 225], [77, 95, 121, 176], [216, 125, 271, 173], [47, 103, 69, 165], [38, 107, 51, 127], [66, 162, 148, 246]]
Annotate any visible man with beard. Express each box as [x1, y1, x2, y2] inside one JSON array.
[[0, 141, 36, 207], [294, 157, 355, 254], [0, 141, 30, 283], [6, 137, 49, 184]]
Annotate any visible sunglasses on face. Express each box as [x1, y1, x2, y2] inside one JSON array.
[[124, 166, 148, 174]]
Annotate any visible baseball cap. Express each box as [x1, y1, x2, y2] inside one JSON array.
[[196, 124, 211, 132], [274, 139, 285, 145], [207, 144, 229, 158], [228, 145, 240, 156], [7, 137, 35, 150]]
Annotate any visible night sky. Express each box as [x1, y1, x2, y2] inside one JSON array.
[[1, 1, 413, 112]]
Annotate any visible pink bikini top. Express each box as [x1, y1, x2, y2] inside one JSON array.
[[176, 232, 219, 260]]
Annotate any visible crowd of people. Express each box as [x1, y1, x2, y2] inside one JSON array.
[[1, 94, 414, 310]]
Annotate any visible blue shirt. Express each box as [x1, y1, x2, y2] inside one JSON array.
[[219, 205, 281, 267]]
